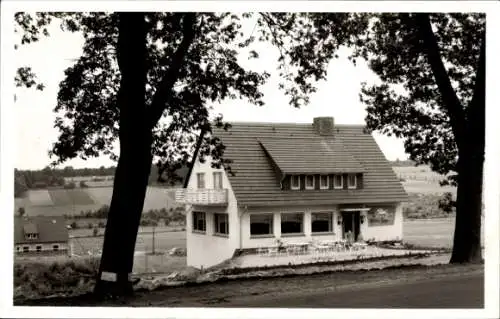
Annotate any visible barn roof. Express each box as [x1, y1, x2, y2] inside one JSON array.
[[14, 216, 68, 244]]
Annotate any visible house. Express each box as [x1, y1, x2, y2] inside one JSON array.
[[14, 216, 70, 256], [176, 117, 408, 268]]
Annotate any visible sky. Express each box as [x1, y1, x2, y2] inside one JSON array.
[[13, 16, 408, 170]]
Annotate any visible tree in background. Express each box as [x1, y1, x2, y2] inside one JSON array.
[[17, 207, 26, 217], [282, 13, 484, 263]]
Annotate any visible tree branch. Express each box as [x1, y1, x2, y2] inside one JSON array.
[[415, 13, 467, 145], [147, 13, 197, 128]]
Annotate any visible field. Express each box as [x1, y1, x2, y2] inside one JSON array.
[[15, 186, 179, 216], [393, 165, 457, 195]]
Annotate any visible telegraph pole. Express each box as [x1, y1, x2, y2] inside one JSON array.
[[152, 225, 156, 255]]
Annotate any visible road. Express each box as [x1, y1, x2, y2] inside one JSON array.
[[225, 272, 483, 308]]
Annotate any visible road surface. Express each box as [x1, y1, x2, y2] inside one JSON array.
[[225, 272, 483, 308]]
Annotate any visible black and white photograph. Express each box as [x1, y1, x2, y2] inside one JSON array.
[[1, 1, 499, 318]]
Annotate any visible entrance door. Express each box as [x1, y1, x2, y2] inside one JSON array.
[[342, 211, 360, 241]]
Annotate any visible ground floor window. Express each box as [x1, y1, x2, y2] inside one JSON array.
[[36, 245, 42, 252], [281, 213, 304, 234], [214, 213, 229, 235], [250, 214, 273, 236], [23, 246, 29, 252], [193, 211, 206, 232], [311, 212, 333, 233], [53, 245, 59, 251]]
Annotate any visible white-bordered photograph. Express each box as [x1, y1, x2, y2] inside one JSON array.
[[1, 1, 499, 318]]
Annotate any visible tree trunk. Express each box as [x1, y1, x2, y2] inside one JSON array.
[[450, 148, 483, 263], [93, 134, 153, 297], [94, 12, 150, 298], [450, 34, 485, 264]]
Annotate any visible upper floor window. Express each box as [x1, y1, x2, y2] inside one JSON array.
[[213, 172, 223, 189], [291, 175, 301, 190], [333, 174, 343, 189], [348, 174, 357, 189], [319, 175, 329, 190], [197, 173, 206, 189], [305, 175, 315, 190]]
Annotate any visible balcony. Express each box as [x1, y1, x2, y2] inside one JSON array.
[[175, 189, 228, 206]]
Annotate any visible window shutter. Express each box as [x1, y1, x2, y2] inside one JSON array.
[[356, 173, 363, 189], [343, 173, 348, 189]]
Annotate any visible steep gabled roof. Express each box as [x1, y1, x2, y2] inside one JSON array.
[[14, 216, 68, 244], [208, 121, 408, 207], [258, 137, 365, 175]]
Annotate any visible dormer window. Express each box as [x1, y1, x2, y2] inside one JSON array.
[[319, 175, 329, 190], [291, 175, 300, 190], [333, 174, 343, 189], [25, 233, 38, 240], [348, 174, 357, 189], [305, 175, 315, 190]]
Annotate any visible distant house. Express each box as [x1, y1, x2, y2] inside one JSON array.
[[14, 216, 69, 256], [176, 117, 408, 269]]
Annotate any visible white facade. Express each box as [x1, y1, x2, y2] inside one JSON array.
[[15, 242, 69, 255], [183, 158, 404, 269]]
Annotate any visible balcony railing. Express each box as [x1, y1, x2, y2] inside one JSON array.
[[175, 189, 228, 206]]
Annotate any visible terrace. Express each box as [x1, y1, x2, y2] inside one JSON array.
[[175, 189, 228, 206]]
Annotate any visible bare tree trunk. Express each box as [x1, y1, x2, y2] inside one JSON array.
[[94, 12, 150, 297], [450, 34, 485, 264]]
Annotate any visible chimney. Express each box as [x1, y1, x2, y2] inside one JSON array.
[[313, 117, 335, 136]]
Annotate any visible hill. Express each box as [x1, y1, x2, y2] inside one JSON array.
[[14, 186, 180, 217]]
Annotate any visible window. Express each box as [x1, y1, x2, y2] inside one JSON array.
[[250, 214, 273, 236], [23, 246, 29, 252], [214, 213, 229, 235], [281, 213, 304, 234], [305, 175, 315, 190], [319, 175, 329, 190], [36, 245, 42, 252], [213, 172, 223, 189], [348, 174, 357, 189], [192, 211, 206, 232], [16, 247, 20, 252], [197, 173, 206, 189], [333, 174, 343, 189], [311, 212, 333, 233], [290, 175, 300, 190], [53, 245, 59, 251]]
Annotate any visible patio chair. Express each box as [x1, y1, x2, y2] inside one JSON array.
[[267, 246, 279, 257]]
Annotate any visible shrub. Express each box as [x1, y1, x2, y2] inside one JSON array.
[[79, 181, 88, 188], [14, 258, 99, 299], [92, 227, 99, 237], [87, 222, 93, 229], [70, 221, 78, 229], [64, 182, 76, 189], [98, 221, 105, 228], [18, 207, 26, 217], [438, 192, 455, 214]]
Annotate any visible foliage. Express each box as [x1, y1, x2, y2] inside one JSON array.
[[403, 194, 455, 219], [438, 192, 456, 214], [92, 227, 99, 237], [64, 181, 76, 189], [13, 257, 99, 299], [79, 180, 89, 188], [70, 221, 78, 229], [18, 207, 26, 217]]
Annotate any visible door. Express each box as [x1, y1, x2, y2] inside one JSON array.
[[342, 211, 360, 241]]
